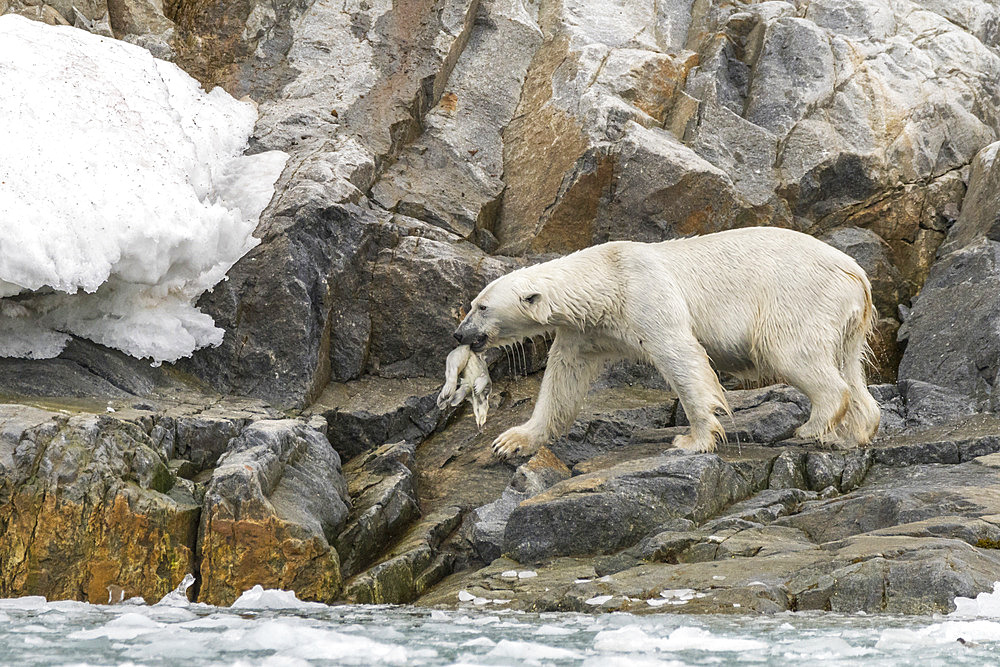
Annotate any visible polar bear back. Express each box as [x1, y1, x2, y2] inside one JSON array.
[[606, 227, 871, 373]]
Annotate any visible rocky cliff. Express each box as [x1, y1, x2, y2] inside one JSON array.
[[3, 0, 1000, 613]]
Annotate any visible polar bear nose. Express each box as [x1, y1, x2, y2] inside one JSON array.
[[453, 330, 465, 343]]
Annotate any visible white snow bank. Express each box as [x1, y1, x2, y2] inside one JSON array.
[[0, 15, 287, 363]]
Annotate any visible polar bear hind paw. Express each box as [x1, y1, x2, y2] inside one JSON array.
[[672, 432, 717, 453], [493, 426, 542, 460]]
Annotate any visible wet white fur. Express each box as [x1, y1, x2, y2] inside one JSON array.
[[457, 226, 881, 458]]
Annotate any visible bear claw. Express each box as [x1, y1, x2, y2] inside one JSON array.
[[492, 426, 541, 460]]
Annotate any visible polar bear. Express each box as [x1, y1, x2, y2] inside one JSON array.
[[453, 226, 881, 458]]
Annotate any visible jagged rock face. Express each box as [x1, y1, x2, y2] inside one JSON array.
[[0, 406, 199, 603], [5, 0, 999, 407], [197, 418, 349, 605], [0, 405, 353, 605], [899, 142, 1000, 413]]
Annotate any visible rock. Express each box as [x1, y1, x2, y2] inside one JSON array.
[[344, 507, 462, 604], [197, 418, 349, 605], [371, 0, 542, 243], [549, 387, 677, 468], [503, 453, 755, 562], [0, 407, 199, 603], [308, 376, 442, 461], [366, 235, 512, 378], [463, 447, 570, 563], [899, 143, 1000, 411], [336, 441, 420, 579], [776, 462, 1000, 544]]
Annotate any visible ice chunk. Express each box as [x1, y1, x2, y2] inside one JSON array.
[[518, 571, 537, 579], [68, 612, 164, 640], [0, 596, 48, 611], [953, 582, 1000, 618], [230, 586, 327, 610], [877, 620, 1000, 648], [461, 637, 496, 647], [458, 590, 476, 602], [487, 639, 579, 661], [594, 626, 767, 652], [585, 595, 613, 606], [155, 574, 195, 607], [0, 15, 288, 363]]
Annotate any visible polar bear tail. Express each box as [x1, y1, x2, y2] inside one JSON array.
[[836, 269, 881, 446]]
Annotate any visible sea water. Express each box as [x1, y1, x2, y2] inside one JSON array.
[[3, 581, 1000, 666]]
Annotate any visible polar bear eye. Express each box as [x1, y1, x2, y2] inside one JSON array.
[[478, 304, 487, 312]]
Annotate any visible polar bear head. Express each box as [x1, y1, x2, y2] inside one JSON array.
[[453, 269, 554, 352]]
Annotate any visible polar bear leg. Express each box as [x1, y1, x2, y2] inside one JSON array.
[[836, 353, 881, 446], [641, 331, 728, 453], [775, 355, 851, 443], [492, 333, 607, 459]]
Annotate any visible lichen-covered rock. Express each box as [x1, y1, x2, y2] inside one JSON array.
[[197, 418, 349, 605], [0, 406, 199, 603]]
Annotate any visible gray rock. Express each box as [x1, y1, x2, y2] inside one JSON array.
[[198, 418, 350, 605], [309, 377, 443, 461], [898, 143, 1000, 412], [776, 462, 1000, 543], [821, 226, 907, 316], [336, 441, 420, 579], [503, 453, 755, 562], [464, 447, 570, 563]]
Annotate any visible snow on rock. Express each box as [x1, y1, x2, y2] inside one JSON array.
[[0, 15, 287, 363]]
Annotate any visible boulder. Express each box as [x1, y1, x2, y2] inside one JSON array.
[[197, 418, 349, 605], [0, 407, 199, 603]]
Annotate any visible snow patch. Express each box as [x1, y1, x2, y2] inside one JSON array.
[[0, 15, 287, 363]]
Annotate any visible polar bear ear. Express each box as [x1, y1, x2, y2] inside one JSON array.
[[520, 292, 551, 323]]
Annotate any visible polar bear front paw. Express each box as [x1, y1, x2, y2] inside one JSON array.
[[492, 426, 543, 460], [672, 432, 716, 453]]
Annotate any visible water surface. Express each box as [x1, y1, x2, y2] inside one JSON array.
[[3, 582, 1000, 666]]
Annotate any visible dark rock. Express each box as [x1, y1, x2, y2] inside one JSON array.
[[776, 462, 1000, 543], [183, 203, 382, 409], [768, 450, 808, 490], [898, 145, 1000, 412], [345, 507, 462, 605], [504, 453, 755, 562], [366, 236, 512, 379], [550, 390, 676, 467], [464, 448, 570, 563], [309, 377, 443, 461], [821, 226, 908, 316], [677, 385, 809, 445], [336, 441, 420, 579], [899, 379, 979, 427]]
